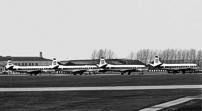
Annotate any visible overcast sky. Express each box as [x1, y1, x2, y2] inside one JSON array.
[[0, 0, 201, 60]]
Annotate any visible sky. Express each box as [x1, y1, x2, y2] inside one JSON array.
[[0, 0, 201, 60]]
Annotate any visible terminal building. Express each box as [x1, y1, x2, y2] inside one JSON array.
[[0, 52, 52, 72]]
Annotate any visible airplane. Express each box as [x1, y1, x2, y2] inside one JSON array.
[[97, 57, 148, 75], [54, 57, 108, 75], [4, 58, 59, 76], [149, 56, 198, 74]]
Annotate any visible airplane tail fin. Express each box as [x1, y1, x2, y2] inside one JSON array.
[[51, 58, 59, 69], [150, 56, 163, 67], [5, 59, 14, 70], [96, 57, 108, 68]]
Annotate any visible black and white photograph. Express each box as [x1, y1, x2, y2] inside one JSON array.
[[0, 0, 201, 110]]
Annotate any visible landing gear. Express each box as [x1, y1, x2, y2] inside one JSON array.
[[121, 72, 124, 75], [182, 71, 185, 74], [30, 73, 37, 76], [140, 71, 144, 75], [128, 72, 131, 75]]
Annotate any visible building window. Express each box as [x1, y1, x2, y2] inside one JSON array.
[[22, 63, 24, 66], [18, 63, 20, 66], [25, 63, 27, 66], [29, 63, 31, 66], [32, 63, 34, 66], [35, 63, 38, 66]]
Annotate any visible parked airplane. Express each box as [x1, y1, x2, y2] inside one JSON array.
[[54, 57, 108, 75], [98, 57, 148, 75], [150, 56, 198, 74], [4, 58, 59, 76]]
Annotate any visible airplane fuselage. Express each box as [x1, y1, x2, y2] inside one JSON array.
[[158, 63, 198, 74], [56, 65, 100, 75], [6, 65, 56, 75], [100, 64, 148, 75]]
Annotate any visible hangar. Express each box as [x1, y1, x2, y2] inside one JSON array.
[[59, 59, 145, 66]]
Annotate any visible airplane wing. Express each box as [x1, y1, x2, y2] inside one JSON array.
[[71, 69, 87, 74], [163, 67, 192, 71], [105, 69, 137, 72], [11, 70, 43, 75], [99, 69, 139, 75], [153, 63, 164, 68], [162, 68, 195, 74], [96, 64, 108, 68], [58, 69, 87, 75], [57, 62, 65, 65]]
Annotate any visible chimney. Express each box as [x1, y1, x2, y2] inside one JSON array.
[[40, 52, 43, 58]]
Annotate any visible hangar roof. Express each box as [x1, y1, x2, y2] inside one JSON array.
[[0, 56, 52, 61], [60, 59, 145, 65]]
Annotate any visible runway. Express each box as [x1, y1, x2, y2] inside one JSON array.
[[0, 85, 201, 92], [140, 96, 202, 111]]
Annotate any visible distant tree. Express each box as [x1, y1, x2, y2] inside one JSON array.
[[181, 49, 187, 61], [106, 49, 116, 59], [128, 52, 135, 60], [185, 49, 190, 62], [136, 50, 144, 63], [197, 50, 202, 66], [143, 49, 150, 63], [189, 49, 196, 62], [148, 50, 157, 62], [177, 49, 182, 60], [91, 50, 97, 60], [91, 49, 116, 59], [173, 49, 178, 61]]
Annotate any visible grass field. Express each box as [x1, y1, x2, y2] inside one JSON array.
[[0, 73, 201, 110], [0, 74, 201, 87]]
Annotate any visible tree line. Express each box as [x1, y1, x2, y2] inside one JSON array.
[[128, 49, 202, 65], [91, 48, 202, 65]]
